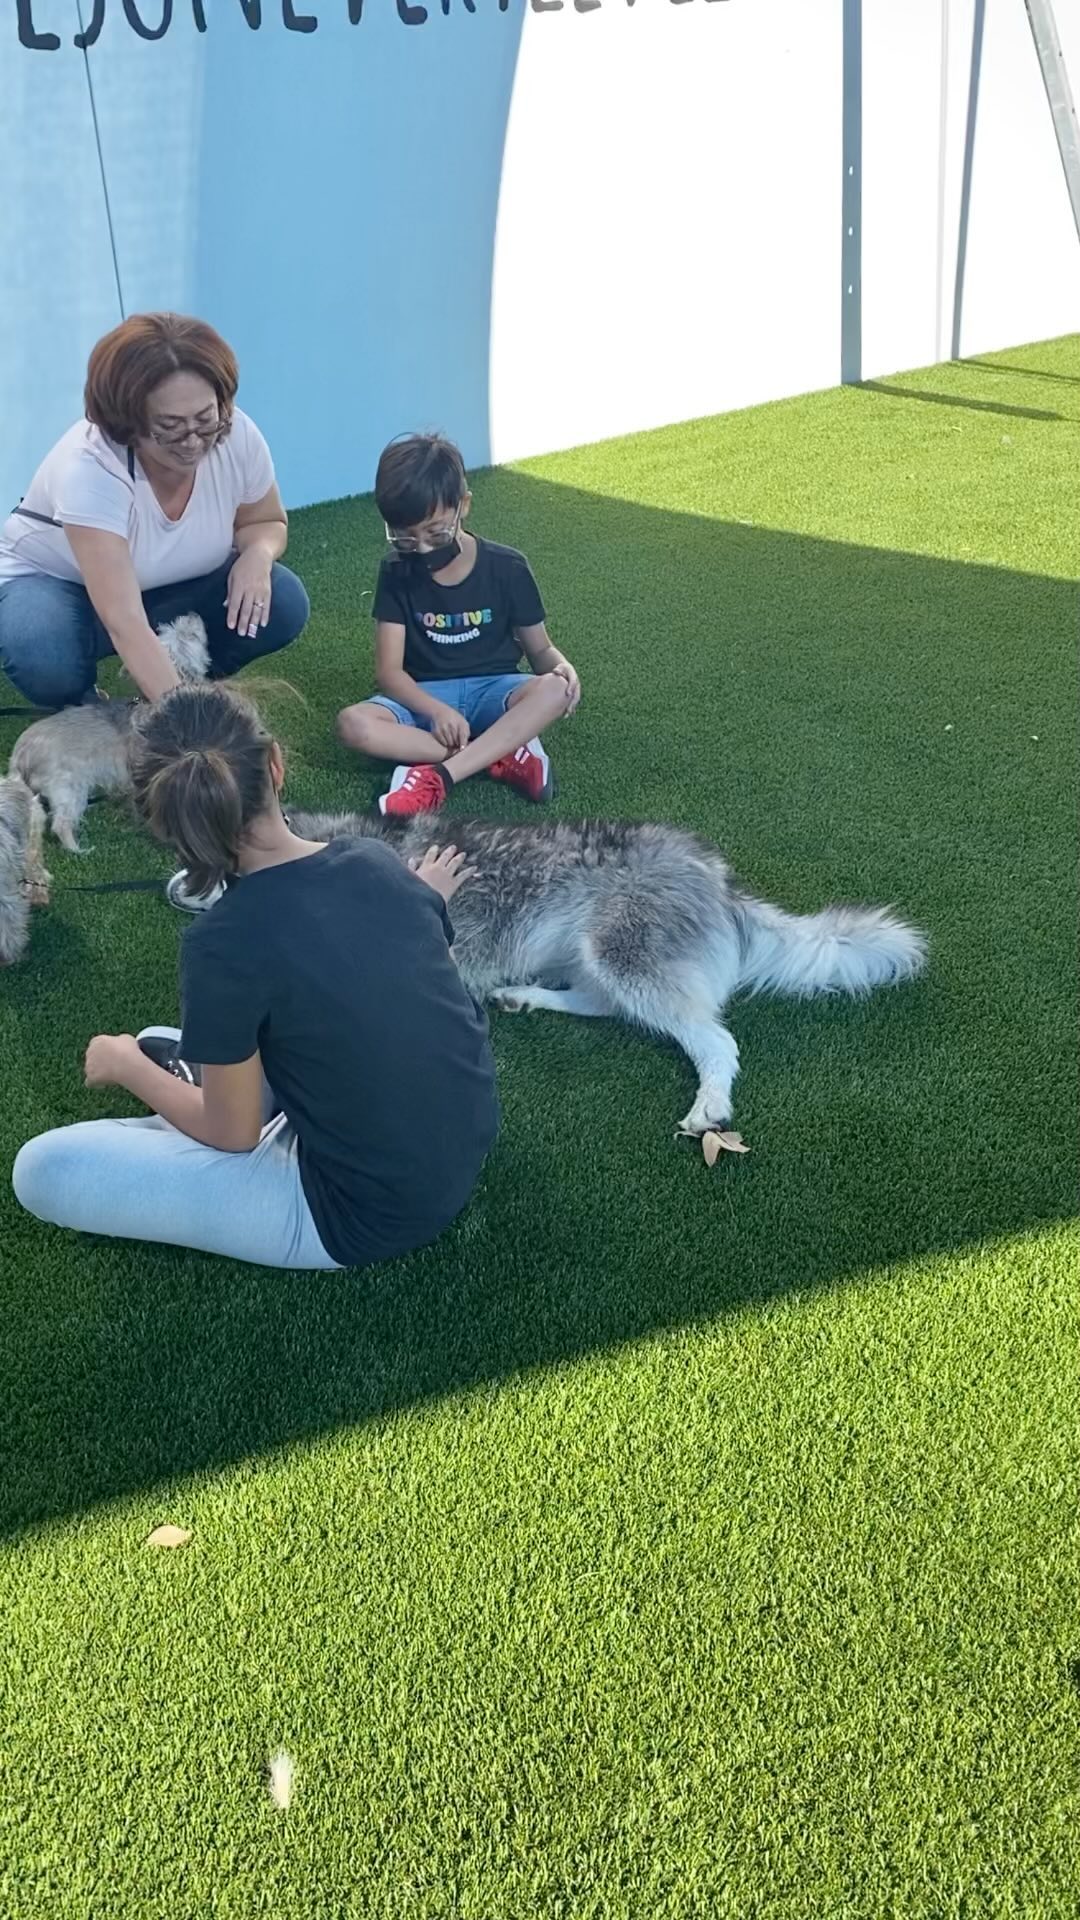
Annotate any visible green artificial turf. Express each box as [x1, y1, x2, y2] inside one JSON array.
[[1, 340, 1078, 1918]]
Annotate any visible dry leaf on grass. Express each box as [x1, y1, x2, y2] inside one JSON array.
[[679, 1129, 750, 1161], [268, 1750, 295, 1810], [144, 1524, 192, 1549], [703, 1130, 750, 1160]]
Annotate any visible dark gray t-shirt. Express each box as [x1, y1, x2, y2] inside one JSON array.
[[373, 537, 546, 681], [180, 839, 498, 1267]]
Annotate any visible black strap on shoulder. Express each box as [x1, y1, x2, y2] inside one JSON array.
[[7, 445, 133, 527], [10, 505, 61, 528]]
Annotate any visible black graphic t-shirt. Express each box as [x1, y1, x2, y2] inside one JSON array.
[[372, 537, 546, 682]]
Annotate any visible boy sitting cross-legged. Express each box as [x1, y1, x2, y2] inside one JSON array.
[[337, 433, 580, 817]]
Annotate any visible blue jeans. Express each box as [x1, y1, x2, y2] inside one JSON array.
[[0, 555, 310, 709], [367, 672, 535, 733]]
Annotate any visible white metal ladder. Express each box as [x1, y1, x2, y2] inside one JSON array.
[[1024, 0, 1080, 245]]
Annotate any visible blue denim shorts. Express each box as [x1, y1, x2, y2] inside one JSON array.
[[366, 673, 534, 734]]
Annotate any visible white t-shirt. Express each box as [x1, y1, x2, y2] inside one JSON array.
[[0, 409, 276, 590]]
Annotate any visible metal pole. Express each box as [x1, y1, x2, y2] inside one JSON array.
[[841, 0, 862, 384], [1023, 0, 1080, 247]]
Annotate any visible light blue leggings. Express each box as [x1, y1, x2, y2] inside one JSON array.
[[12, 1033, 341, 1270]]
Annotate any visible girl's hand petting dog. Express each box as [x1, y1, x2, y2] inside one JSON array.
[[409, 844, 476, 906], [84, 1033, 143, 1091]]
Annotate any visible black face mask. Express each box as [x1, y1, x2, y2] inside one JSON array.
[[409, 538, 460, 574]]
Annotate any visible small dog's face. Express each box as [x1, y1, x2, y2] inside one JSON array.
[[158, 613, 211, 681]]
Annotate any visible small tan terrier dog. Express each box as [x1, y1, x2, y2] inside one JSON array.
[[7, 613, 209, 854]]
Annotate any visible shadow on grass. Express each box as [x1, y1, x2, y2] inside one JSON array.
[[1, 468, 1076, 1539], [858, 381, 1062, 422], [959, 357, 1080, 386]]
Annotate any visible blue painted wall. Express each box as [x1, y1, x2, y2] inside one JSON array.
[[0, 1, 524, 511]]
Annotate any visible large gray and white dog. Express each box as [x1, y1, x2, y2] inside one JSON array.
[[290, 808, 927, 1137]]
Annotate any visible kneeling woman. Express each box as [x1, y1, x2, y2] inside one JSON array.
[[13, 685, 499, 1270]]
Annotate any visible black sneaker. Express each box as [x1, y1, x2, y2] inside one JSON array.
[[136, 1026, 201, 1087]]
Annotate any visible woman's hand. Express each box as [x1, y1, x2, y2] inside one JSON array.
[[84, 1033, 143, 1091], [408, 844, 476, 905], [226, 547, 273, 638], [431, 704, 471, 751]]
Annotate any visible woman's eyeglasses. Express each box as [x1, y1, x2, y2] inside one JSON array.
[[146, 419, 223, 449]]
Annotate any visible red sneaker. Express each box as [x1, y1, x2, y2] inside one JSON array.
[[488, 737, 554, 803], [378, 763, 450, 817]]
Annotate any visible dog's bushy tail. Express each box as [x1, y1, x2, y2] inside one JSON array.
[[735, 895, 927, 998]]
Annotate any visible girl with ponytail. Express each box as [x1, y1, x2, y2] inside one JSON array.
[[13, 683, 498, 1269]]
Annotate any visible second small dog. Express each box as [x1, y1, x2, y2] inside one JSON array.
[[0, 775, 51, 965], [7, 614, 209, 852]]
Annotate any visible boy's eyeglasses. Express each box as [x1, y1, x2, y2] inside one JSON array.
[[385, 514, 460, 555]]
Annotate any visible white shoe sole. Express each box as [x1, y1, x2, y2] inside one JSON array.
[[378, 764, 413, 816], [165, 870, 227, 913]]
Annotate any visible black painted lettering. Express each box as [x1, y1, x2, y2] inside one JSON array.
[[574, 0, 601, 11], [16, 0, 60, 48], [441, 0, 477, 12], [122, 0, 174, 37], [75, 0, 106, 47], [348, 0, 363, 17], [283, 0, 317, 26], [396, 0, 427, 21], [233, 0, 263, 23], [191, 0, 207, 25], [531, 0, 563, 11]]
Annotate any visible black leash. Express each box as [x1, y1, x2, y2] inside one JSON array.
[[56, 876, 165, 895], [0, 704, 49, 718]]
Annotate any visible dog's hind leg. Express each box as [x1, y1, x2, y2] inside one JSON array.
[[25, 797, 51, 905], [579, 944, 742, 1134], [491, 985, 611, 1017], [666, 1016, 741, 1135], [49, 797, 92, 855]]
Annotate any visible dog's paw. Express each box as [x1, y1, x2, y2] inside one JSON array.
[[491, 991, 532, 1014], [26, 881, 51, 907], [677, 1103, 734, 1138]]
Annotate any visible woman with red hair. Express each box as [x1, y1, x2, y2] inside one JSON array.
[[0, 313, 309, 717]]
